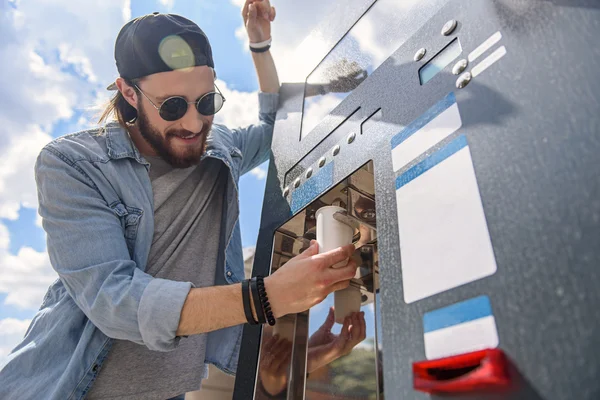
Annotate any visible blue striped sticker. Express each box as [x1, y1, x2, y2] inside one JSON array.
[[395, 135, 468, 190], [291, 162, 334, 214], [423, 296, 493, 333], [391, 92, 457, 150]]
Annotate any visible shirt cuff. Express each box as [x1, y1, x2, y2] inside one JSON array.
[[258, 92, 280, 115], [138, 278, 194, 351]]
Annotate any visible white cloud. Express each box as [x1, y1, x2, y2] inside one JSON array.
[[0, 318, 32, 367], [0, 1, 131, 220], [0, 127, 53, 220], [213, 79, 259, 129], [249, 167, 267, 180], [0, 221, 56, 310], [158, 0, 175, 10]]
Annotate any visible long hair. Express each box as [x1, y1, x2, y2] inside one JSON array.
[[98, 79, 141, 127]]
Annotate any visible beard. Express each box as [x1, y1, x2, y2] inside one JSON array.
[[136, 101, 210, 169]]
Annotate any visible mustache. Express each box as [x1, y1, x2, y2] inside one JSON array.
[[166, 124, 211, 139]]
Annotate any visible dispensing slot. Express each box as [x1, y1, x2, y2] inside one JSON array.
[[413, 348, 510, 394], [254, 161, 383, 400]]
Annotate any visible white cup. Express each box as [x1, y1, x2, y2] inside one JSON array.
[[334, 286, 362, 324], [315, 205, 354, 268]]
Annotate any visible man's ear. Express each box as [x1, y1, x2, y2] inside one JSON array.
[[115, 77, 138, 109]]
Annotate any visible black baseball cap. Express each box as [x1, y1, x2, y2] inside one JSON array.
[[107, 12, 213, 90]]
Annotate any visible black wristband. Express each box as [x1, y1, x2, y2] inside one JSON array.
[[257, 276, 276, 326], [242, 279, 258, 325], [249, 44, 271, 53], [250, 277, 267, 324]]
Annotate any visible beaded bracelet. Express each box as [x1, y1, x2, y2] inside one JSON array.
[[256, 276, 276, 326]]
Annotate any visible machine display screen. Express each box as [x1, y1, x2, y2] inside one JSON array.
[[419, 38, 462, 84]]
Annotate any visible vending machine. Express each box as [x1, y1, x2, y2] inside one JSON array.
[[233, 0, 600, 399]]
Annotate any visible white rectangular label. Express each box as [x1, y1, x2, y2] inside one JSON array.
[[424, 315, 500, 359], [396, 139, 497, 303], [468, 31, 502, 63], [472, 46, 507, 78]]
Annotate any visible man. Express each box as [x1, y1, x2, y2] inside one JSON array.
[[0, 2, 362, 399]]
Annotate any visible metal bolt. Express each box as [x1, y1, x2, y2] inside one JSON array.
[[318, 157, 326, 168], [294, 178, 301, 188], [456, 72, 472, 89], [305, 168, 313, 179], [332, 145, 341, 157], [361, 209, 377, 220], [414, 48, 426, 62], [452, 59, 468, 75], [283, 186, 290, 197], [441, 19, 457, 36], [347, 132, 356, 144]]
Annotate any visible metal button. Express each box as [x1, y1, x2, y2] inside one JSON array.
[[452, 59, 468, 75], [456, 72, 472, 89], [414, 48, 426, 62], [283, 186, 290, 197], [92, 364, 99, 373], [226, 271, 232, 277], [294, 178, 301, 188], [318, 157, 326, 168], [347, 132, 356, 144], [305, 168, 313, 179], [442, 19, 457, 36], [332, 145, 341, 157]]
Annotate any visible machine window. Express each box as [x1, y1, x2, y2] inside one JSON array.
[[300, 0, 450, 140]]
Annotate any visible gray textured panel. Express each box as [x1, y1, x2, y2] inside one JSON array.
[[235, 1, 600, 399]]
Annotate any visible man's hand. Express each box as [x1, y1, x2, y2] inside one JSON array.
[[308, 307, 337, 348], [258, 334, 292, 395], [265, 241, 357, 318], [242, 0, 276, 43], [307, 311, 367, 373]]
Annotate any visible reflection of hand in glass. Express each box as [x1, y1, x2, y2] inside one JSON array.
[[259, 334, 293, 396], [307, 308, 366, 373]]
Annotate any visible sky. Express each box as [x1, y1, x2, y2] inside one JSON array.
[[0, 0, 412, 364]]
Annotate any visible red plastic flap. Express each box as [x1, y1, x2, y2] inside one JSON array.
[[413, 348, 510, 394]]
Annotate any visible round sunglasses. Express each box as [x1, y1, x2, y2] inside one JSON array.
[[135, 83, 226, 121]]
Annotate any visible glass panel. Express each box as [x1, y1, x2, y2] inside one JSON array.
[[255, 162, 382, 399], [419, 38, 462, 84], [301, 0, 450, 139]]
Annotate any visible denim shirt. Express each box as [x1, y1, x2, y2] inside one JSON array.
[[0, 92, 279, 400]]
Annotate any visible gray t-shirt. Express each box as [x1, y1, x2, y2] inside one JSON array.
[[87, 156, 227, 400]]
